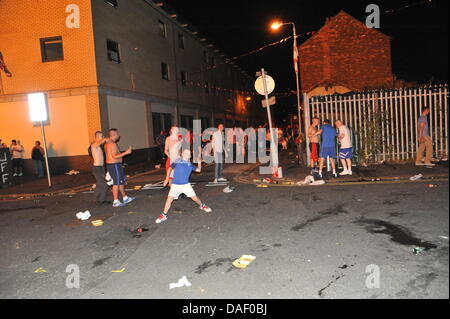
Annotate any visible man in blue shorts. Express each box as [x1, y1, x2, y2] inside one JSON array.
[[105, 129, 135, 208], [317, 119, 337, 178], [156, 149, 212, 224]]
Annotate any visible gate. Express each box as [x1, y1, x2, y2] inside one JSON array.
[[303, 85, 449, 164]]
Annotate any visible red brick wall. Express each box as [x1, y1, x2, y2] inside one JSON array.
[[299, 11, 394, 94]]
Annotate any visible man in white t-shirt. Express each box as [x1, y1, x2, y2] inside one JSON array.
[[10, 140, 24, 177], [335, 121, 353, 176]]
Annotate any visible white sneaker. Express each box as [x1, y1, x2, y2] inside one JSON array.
[[424, 163, 436, 167], [113, 201, 125, 208], [218, 178, 228, 182], [122, 197, 135, 205], [340, 170, 350, 176]]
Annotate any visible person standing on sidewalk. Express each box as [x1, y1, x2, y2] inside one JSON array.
[[317, 120, 338, 178], [335, 120, 353, 176], [308, 117, 321, 168], [31, 141, 45, 178], [416, 107, 435, 167], [90, 131, 110, 206], [212, 124, 228, 183], [105, 129, 135, 208], [10, 140, 24, 177]]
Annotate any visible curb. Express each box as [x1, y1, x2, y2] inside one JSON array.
[[0, 167, 165, 201]]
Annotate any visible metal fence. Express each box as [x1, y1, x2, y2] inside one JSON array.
[[304, 85, 449, 164]]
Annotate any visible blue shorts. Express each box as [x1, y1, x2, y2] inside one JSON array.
[[320, 146, 336, 159], [339, 148, 353, 159], [106, 163, 125, 186]]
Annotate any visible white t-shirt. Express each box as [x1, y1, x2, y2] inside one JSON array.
[[339, 126, 352, 149], [10, 145, 24, 159], [212, 131, 224, 154]]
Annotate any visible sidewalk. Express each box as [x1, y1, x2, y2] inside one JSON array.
[[237, 149, 449, 185], [0, 160, 165, 199]]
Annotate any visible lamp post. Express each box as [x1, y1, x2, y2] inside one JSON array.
[[271, 21, 302, 137], [28, 93, 52, 188]]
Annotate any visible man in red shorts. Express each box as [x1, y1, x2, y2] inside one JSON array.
[[308, 117, 321, 168], [164, 126, 182, 186]]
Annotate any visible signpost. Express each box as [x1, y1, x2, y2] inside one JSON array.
[[28, 92, 52, 188], [255, 68, 279, 172]]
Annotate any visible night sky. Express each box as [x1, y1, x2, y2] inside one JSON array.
[[163, 0, 449, 122]]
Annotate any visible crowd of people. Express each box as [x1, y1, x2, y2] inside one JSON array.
[[0, 139, 45, 178]]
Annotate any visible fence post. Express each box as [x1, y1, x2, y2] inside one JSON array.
[[304, 93, 311, 166]]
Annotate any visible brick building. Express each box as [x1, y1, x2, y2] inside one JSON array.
[[0, 0, 262, 174], [299, 11, 395, 97]]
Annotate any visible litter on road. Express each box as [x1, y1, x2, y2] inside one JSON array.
[[34, 267, 47, 273], [65, 170, 80, 176], [76, 211, 91, 221], [91, 220, 104, 227], [223, 186, 236, 193], [413, 247, 424, 255], [169, 276, 192, 289], [439, 236, 449, 240], [232, 255, 256, 269], [111, 268, 126, 273], [410, 174, 423, 181]]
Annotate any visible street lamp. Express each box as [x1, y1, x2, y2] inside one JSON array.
[[270, 21, 302, 137]]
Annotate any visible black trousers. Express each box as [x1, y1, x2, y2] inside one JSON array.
[[92, 166, 108, 203]]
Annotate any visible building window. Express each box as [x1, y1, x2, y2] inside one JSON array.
[[181, 71, 188, 86], [205, 81, 209, 93], [161, 62, 170, 80], [107, 39, 120, 63], [159, 20, 167, 38], [105, 0, 118, 7], [178, 33, 185, 49], [40, 36, 64, 62]]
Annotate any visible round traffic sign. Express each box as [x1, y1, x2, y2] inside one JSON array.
[[255, 75, 275, 96]]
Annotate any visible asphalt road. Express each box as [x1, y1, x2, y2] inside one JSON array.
[[0, 163, 448, 299]]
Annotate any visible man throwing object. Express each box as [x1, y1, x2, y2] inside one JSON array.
[[156, 149, 212, 224]]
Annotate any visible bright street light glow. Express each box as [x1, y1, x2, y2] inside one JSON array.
[[28, 92, 48, 122], [271, 21, 283, 30]]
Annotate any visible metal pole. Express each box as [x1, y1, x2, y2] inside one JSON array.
[[293, 24, 302, 137], [261, 68, 277, 168], [40, 121, 52, 188]]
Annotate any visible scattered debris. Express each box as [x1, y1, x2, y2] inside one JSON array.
[[137, 227, 149, 233], [413, 247, 424, 255], [111, 268, 126, 273], [232, 255, 256, 269], [173, 209, 184, 214], [169, 276, 192, 289], [155, 164, 162, 169], [34, 267, 47, 273], [439, 236, 449, 240], [257, 184, 269, 188], [134, 186, 142, 191], [311, 180, 326, 186], [297, 175, 315, 186], [223, 186, 236, 193], [76, 211, 91, 221], [91, 220, 104, 227], [142, 181, 165, 190], [206, 182, 229, 187], [410, 174, 423, 181], [65, 170, 80, 176], [105, 172, 113, 186]]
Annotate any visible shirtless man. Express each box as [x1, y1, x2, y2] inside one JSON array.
[[164, 126, 182, 185], [308, 117, 321, 168], [105, 128, 135, 208], [90, 131, 110, 205]]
